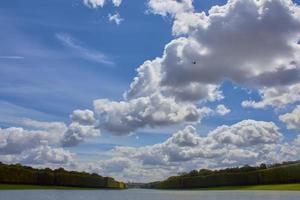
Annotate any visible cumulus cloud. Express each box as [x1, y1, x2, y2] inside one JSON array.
[[0, 145, 75, 167], [170, 125, 200, 147], [242, 84, 300, 109], [62, 109, 100, 147], [0, 116, 99, 166], [147, 0, 300, 106], [148, 0, 208, 36], [208, 120, 282, 147], [0, 126, 63, 155], [113, 120, 283, 165], [147, 0, 194, 17], [94, 93, 213, 134], [0, 119, 77, 167], [62, 122, 100, 147], [160, 0, 300, 87], [101, 119, 300, 181], [99, 157, 131, 173], [279, 105, 300, 130], [79, 0, 300, 136], [108, 13, 124, 25], [71, 109, 96, 125], [21, 145, 74, 165], [0, 117, 296, 183]]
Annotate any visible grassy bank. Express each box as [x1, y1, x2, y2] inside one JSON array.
[[0, 184, 102, 190], [1, 183, 300, 191], [196, 184, 300, 191], [145, 162, 300, 189]]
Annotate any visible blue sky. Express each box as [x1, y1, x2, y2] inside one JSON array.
[[0, 0, 238, 117], [1, 0, 300, 182], [0, 0, 228, 138]]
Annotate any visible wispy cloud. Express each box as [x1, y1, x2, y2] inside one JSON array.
[[108, 13, 124, 25], [55, 33, 114, 65], [0, 56, 24, 59]]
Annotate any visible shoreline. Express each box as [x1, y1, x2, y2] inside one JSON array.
[[0, 184, 123, 190], [148, 184, 300, 191], [1, 183, 300, 191], [199, 184, 300, 191]]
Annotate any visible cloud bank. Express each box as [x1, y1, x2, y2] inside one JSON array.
[[86, 0, 300, 135], [99, 119, 299, 182]]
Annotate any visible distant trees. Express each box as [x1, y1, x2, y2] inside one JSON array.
[[198, 169, 213, 176], [187, 170, 199, 177], [0, 163, 126, 189], [260, 163, 267, 169], [144, 161, 300, 189]]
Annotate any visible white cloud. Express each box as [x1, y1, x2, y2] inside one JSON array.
[[0, 145, 75, 167], [124, 58, 162, 100], [94, 93, 213, 134], [70, 109, 96, 125], [216, 104, 231, 116], [1, 117, 296, 183], [0, 116, 99, 165], [0, 115, 100, 167], [55, 33, 113, 65], [279, 105, 300, 130], [99, 157, 131, 173], [79, 0, 300, 136], [63, 109, 100, 147], [102, 119, 298, 182], [159, 0, 300, 87], [62, 122, 100, 147], [83, 0, 122, 8], [295, 135, 300, 145], [147, 0, 194, 17], [113, 120, 283, 165], [147, 0, 206, 36], [21, 118, 67, 132], [83, 0, 106, 8], [0, 126, 63, 155], [21, 145, 75, 165], [242, 84, 300, 109], [112, 0, 122, 7], [108, 13, 124, 25], [170, 126, 199, 147], [0, 119, 76, 167], [149, 0, 300, 106], [208, 120, 282, 147]]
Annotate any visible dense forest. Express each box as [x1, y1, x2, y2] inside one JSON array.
[[143, 161, 300, 189], [0, 162, 126, 189]]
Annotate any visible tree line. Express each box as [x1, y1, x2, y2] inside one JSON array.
[[0, 162, 126, 189], [143, 161, 300, 189]]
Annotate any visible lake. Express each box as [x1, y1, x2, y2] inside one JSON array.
[[1, 189, 300, 200]]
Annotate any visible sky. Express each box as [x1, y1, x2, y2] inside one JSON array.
[[1, 0, 300, 182]]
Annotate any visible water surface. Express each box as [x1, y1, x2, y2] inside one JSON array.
[[1, 189, 300, 200]]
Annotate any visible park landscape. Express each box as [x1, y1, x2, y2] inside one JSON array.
[[1, 0, 300, 199]]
